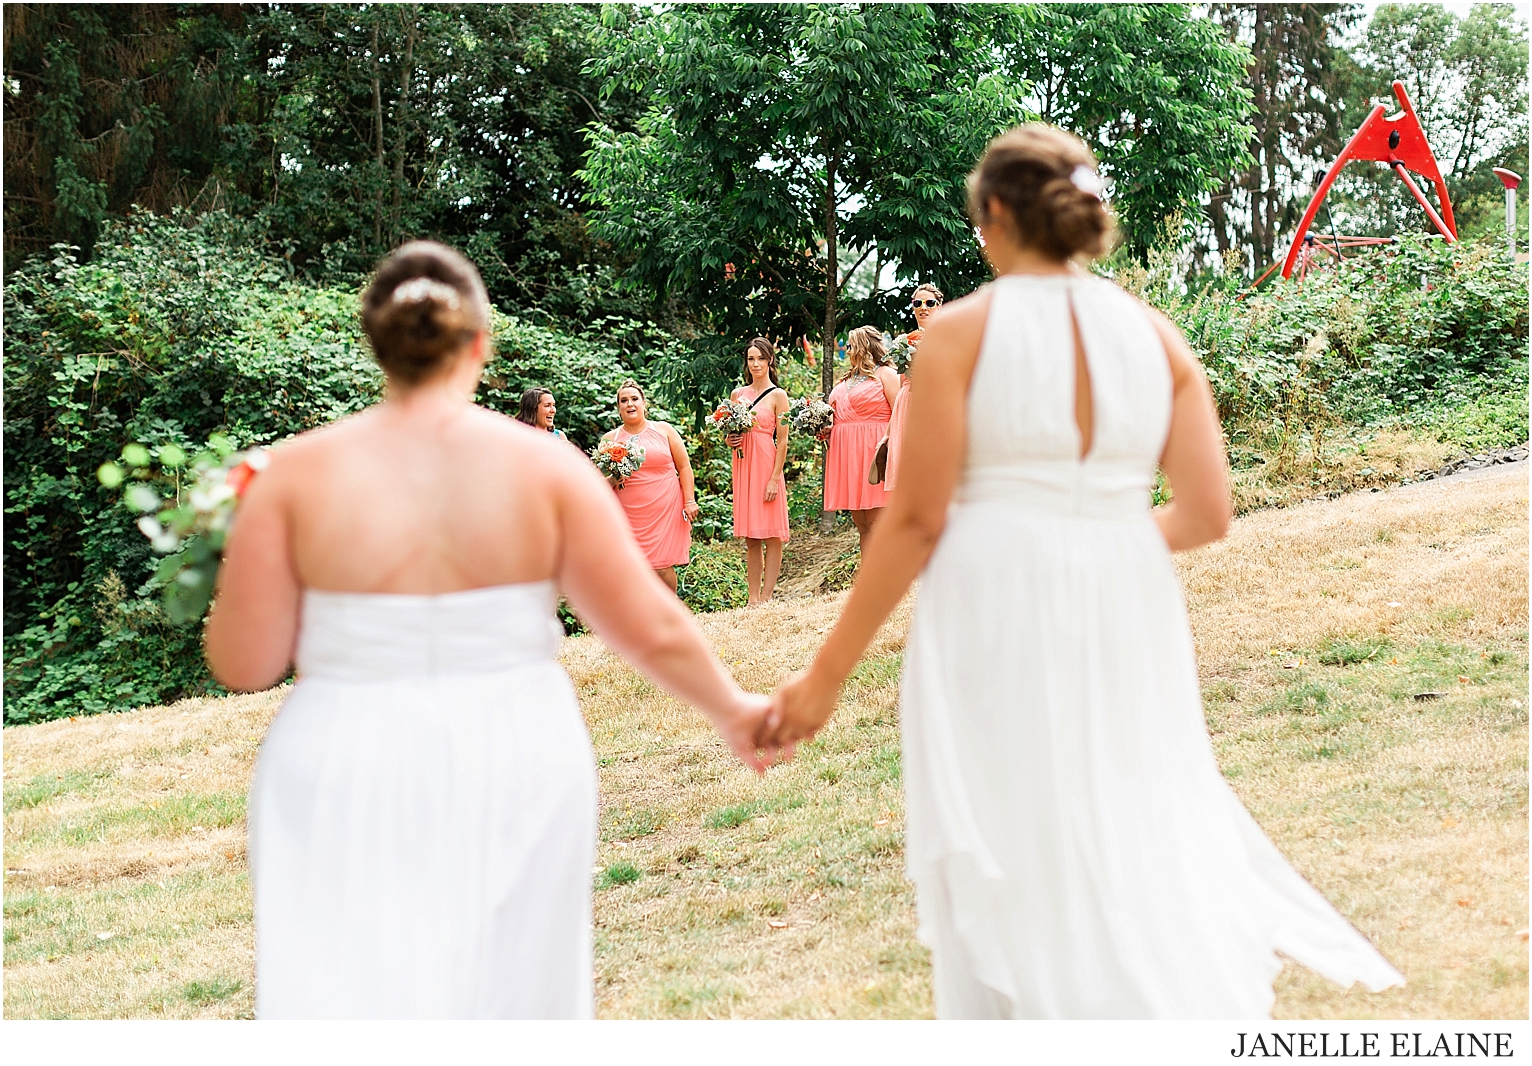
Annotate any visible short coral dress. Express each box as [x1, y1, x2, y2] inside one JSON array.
[[824, 375, 891, 512], [731, 388, 791, 542], [611, 423, 691, 569], [884, 378, 912, 492]]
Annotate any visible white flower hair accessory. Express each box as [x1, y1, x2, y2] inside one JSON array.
[[391, 276, 461, 309], [1070, 165, 1105, 199]]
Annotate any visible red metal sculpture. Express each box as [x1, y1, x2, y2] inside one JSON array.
[[1267, 80, 1457, 283]]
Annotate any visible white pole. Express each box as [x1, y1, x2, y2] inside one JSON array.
[[1494, 168, 1521, 259], [1508, 185, 1517, 259]]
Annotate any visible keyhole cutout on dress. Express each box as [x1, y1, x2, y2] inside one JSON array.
[[1068, 293, 1095, 460]]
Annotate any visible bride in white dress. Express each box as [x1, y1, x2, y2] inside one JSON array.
[[766, 125, 1404, 1017], [204, 242, 773, 1019]]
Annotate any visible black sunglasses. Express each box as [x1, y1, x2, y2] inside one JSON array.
[[911, 298, 941, 308]]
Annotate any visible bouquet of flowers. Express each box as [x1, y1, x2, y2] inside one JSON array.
[[709, 398, 756, 457], [888, 329, 924, 376], [591, 437, 646, 486], [787, 397, 834, 441], [99, 435, 269, 623]]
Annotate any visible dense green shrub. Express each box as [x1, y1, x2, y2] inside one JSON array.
[[1121, 236, 1528, 469], [2, 214, 632, 723], [674, 542, 748, 614]]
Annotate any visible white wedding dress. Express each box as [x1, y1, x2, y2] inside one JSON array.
[[901, 273, 1404, 1018], [248, 581, 596, 1018]]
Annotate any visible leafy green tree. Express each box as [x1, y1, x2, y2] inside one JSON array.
[[1334, 4, 1527, 243], [2, 4, 253, 260], [3, 4, 649, 322], [1004, 3, 1256, 259], [582, 3, 1029, 408], [1199, 4, 1363, 273]]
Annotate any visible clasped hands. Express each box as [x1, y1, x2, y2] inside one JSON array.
[[717, 666, 839, 774]]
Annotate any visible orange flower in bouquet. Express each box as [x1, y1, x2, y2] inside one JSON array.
[[591, 437, 645, 486]]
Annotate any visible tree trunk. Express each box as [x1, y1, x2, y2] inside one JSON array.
[[371, 21, 384, 249], [389, 6, 419, 244], [818, 143, 840, 535]]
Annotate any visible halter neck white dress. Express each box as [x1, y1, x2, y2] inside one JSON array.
[[900, 273, 1404, 1018], [248, 582, 596, 1018]]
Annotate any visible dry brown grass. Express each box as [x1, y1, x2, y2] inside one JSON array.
[[1229, 426, 1456, 515], [4, 466, 1526, 1018]]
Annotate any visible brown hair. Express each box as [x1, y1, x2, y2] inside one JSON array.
[[912, 283, 945, 303], [361, 241, 490, 384], [743, 337, 780, 387], [840, 325, 888, 382], [615, 378, 646, 403], [516, 387, 552, 425], [967, 124, 1112, 261]]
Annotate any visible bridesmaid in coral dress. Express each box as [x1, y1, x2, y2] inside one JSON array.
[[884, 283, 944, 492], [824, 326, 900, 546], [725, 338, 792, 604], [601, 380, 697, 592]]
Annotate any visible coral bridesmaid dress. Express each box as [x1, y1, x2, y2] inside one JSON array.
[[612, 423, 691, 568], [824, 376, 891, 511], [732, 390, 791, 542], [884, 378, 912, 491]]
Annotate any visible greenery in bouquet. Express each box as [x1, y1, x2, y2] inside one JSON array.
[[592, 437, 646, 486], [886, 330, 924, 376], [787, 397, 834, 441], [98, 436, 270, 624], [708, 398, 757, 457]]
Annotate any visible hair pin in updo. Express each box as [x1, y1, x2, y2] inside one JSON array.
[[391, 276, 461, 310], [1070, 165, 1105, 199]]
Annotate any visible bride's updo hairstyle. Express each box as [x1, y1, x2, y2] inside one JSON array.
[[967, 124, 1112, 261], [361, 241, 490, 385]]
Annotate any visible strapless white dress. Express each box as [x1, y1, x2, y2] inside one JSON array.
[[248, 581, 596, 1018], [901, 274, 1404, 1018]]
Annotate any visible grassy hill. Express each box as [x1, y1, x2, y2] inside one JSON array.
[[4, 466, 1527, 1019]]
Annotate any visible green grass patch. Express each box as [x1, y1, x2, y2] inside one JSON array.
[[598, 862, 642, 889], [604, 806, 666, 841], [42, 792, 246, 848], [1259, 679, 1331, 716], [1317, 637, 1392, 665], [704, 801, 761, 829], [847, 652, 902, 691], [4, 770, 106, 812], [183, 977, 242, 1004]]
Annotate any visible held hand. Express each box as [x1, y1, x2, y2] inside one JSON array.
[[763, 475, 780, 502], [764, 667, 839, 748], [725, 432, 744, 449], [683, 499, 701, 523], [715, 692, 791, 774]]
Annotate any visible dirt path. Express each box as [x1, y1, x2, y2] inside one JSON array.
[[4, 467, 1526, 1018]]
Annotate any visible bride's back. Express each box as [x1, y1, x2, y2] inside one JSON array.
[[961, 273, 1171, 516], [275, 400, 570, 594]]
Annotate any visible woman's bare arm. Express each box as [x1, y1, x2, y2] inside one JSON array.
[[666, 423, 701, 521], [764, 292, 991, 745], [553, 450, 769, 769], [876, 364, 901, 410], [766, 392, 790, 500], [1145, 307, 1232, 552], [204, 451, 302, 691]]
